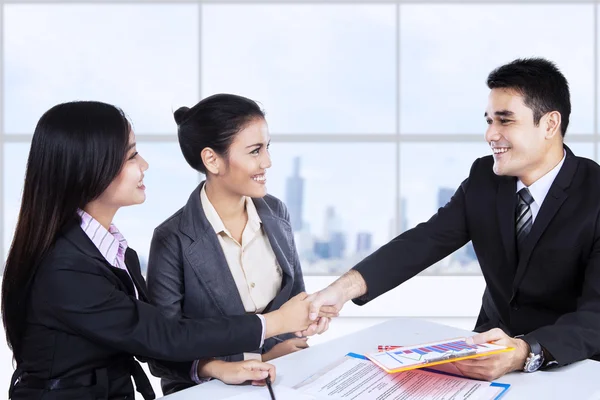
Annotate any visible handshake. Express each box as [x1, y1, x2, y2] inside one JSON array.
[[264, 269, 367, 338], [263, 286, 348, 339]]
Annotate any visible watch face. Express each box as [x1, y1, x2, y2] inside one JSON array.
[[525, 354, 543, 372]]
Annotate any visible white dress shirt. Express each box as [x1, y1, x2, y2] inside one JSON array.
[[516, 150, 566, 224]]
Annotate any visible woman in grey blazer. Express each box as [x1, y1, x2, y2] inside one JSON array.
[[146, 94, 330, 395]]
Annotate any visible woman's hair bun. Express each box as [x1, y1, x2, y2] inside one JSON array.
[[174, 106, 190, 125]]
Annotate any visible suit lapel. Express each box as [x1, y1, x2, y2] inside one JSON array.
[[180, 183, 247, 316], [184, 233, 247, 315], [512, 149, 578, 288], [125, 248, 150, 302], [63, 219, 143, 299], [257, 201, 294, 312], [496, 176, 518, 268]]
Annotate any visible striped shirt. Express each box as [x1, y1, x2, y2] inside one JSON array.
[[77, 209, 138, 299]]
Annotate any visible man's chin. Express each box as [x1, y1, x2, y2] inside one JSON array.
[[492, 163, 512, 177], [493, 170, 520, 179]]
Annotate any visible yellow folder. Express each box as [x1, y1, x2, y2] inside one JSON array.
[[366, 337, 515, 374]]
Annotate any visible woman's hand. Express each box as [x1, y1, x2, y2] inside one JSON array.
[[262, 337, 309, 362], [264, 292, 313, 337], [198, 359, 276, 386]]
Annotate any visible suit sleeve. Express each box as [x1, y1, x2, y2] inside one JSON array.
[[37, 255, 263, 365], [524, 211, 600, 366], [145, 229, 249, 385], [352, 159, 478, 305]]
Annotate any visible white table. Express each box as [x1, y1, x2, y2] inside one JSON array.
[[161, 318, 600, 399]]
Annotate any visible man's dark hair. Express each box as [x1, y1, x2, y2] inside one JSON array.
[[487, 58, 571, 137]]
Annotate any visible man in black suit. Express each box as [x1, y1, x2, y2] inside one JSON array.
[[306, 58, 600, 381]]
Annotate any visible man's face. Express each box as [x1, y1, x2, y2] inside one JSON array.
[[484, 88, 550, 180]]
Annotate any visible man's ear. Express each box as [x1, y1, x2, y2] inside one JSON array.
[[544, 111, 562, 139]]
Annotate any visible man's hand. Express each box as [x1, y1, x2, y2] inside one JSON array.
[[199, 359, 276, 386], [308, 287, 345, 320], [264, 292, 313, 337], [295, 270, 367, 337], [296, 315, 332, 337], [262, 337, 309, 362], [452, 328, 530, 381], [293, 288, 342, 337]]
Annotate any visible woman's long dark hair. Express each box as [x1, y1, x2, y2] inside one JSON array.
[[1, 101, 130, 362]]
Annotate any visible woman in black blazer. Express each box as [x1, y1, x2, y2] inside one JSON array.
[[1, 101, 315, 400], [146, 94, 330, 395]]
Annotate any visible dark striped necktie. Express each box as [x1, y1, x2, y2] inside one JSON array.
[[516, 188, 534, 253]]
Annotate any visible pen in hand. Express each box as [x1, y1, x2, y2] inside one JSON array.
[[265, 376, 276, 400], [273, 335, 307, 342]]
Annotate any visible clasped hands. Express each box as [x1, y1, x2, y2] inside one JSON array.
[[269, 291, 340, 339]]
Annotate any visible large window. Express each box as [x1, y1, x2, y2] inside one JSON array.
[[2, 2, 598, 279]]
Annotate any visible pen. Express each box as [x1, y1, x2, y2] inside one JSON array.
[[423, 348, 477, 364], [265, 376, 276, 400], [378, 345, 403, 352], [273, 335, 307, 342]]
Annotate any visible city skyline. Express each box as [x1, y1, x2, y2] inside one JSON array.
[[281, 157, 481, 275], [284, 157, 372, 274]]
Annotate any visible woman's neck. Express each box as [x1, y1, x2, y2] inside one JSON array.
[[83, 202, 117, 230], [204, 181, 246, 222]]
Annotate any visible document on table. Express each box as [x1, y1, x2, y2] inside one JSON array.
[[293, 354, 510, 400], [223, 385, 317, 399]]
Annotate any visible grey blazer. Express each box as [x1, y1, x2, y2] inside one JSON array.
[[146, 182, 305, 395]]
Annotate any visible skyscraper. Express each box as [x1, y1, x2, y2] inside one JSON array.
[[400, 197, 408, 233], [313, 240, 331, 259], [389, 197, 409, 238], [285, 157, 304, 231], [356, 232, 373, 254], [438, 187, 455, 209], [324, 206, 342, 238], [323, 206, 346, 259], [329, 232, 346, 259], [438, 187, 478, 268]]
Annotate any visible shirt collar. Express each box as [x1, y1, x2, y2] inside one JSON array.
[[200, 184, 262, 235], [245, 195, 262, 233], [200, 184, 227, 234], [516, 149, 566, 207], [77, 209, 127, 267]]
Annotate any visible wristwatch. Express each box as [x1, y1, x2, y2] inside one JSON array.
[[515, 335, 544, 372]]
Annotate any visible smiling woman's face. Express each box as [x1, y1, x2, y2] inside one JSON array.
[[212, 118, 272, 198]]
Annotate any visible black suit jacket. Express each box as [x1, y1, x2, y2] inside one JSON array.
[[146, 182, 305, 395], [11, 217, 262, 399], [353, 146, 600, 366]]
